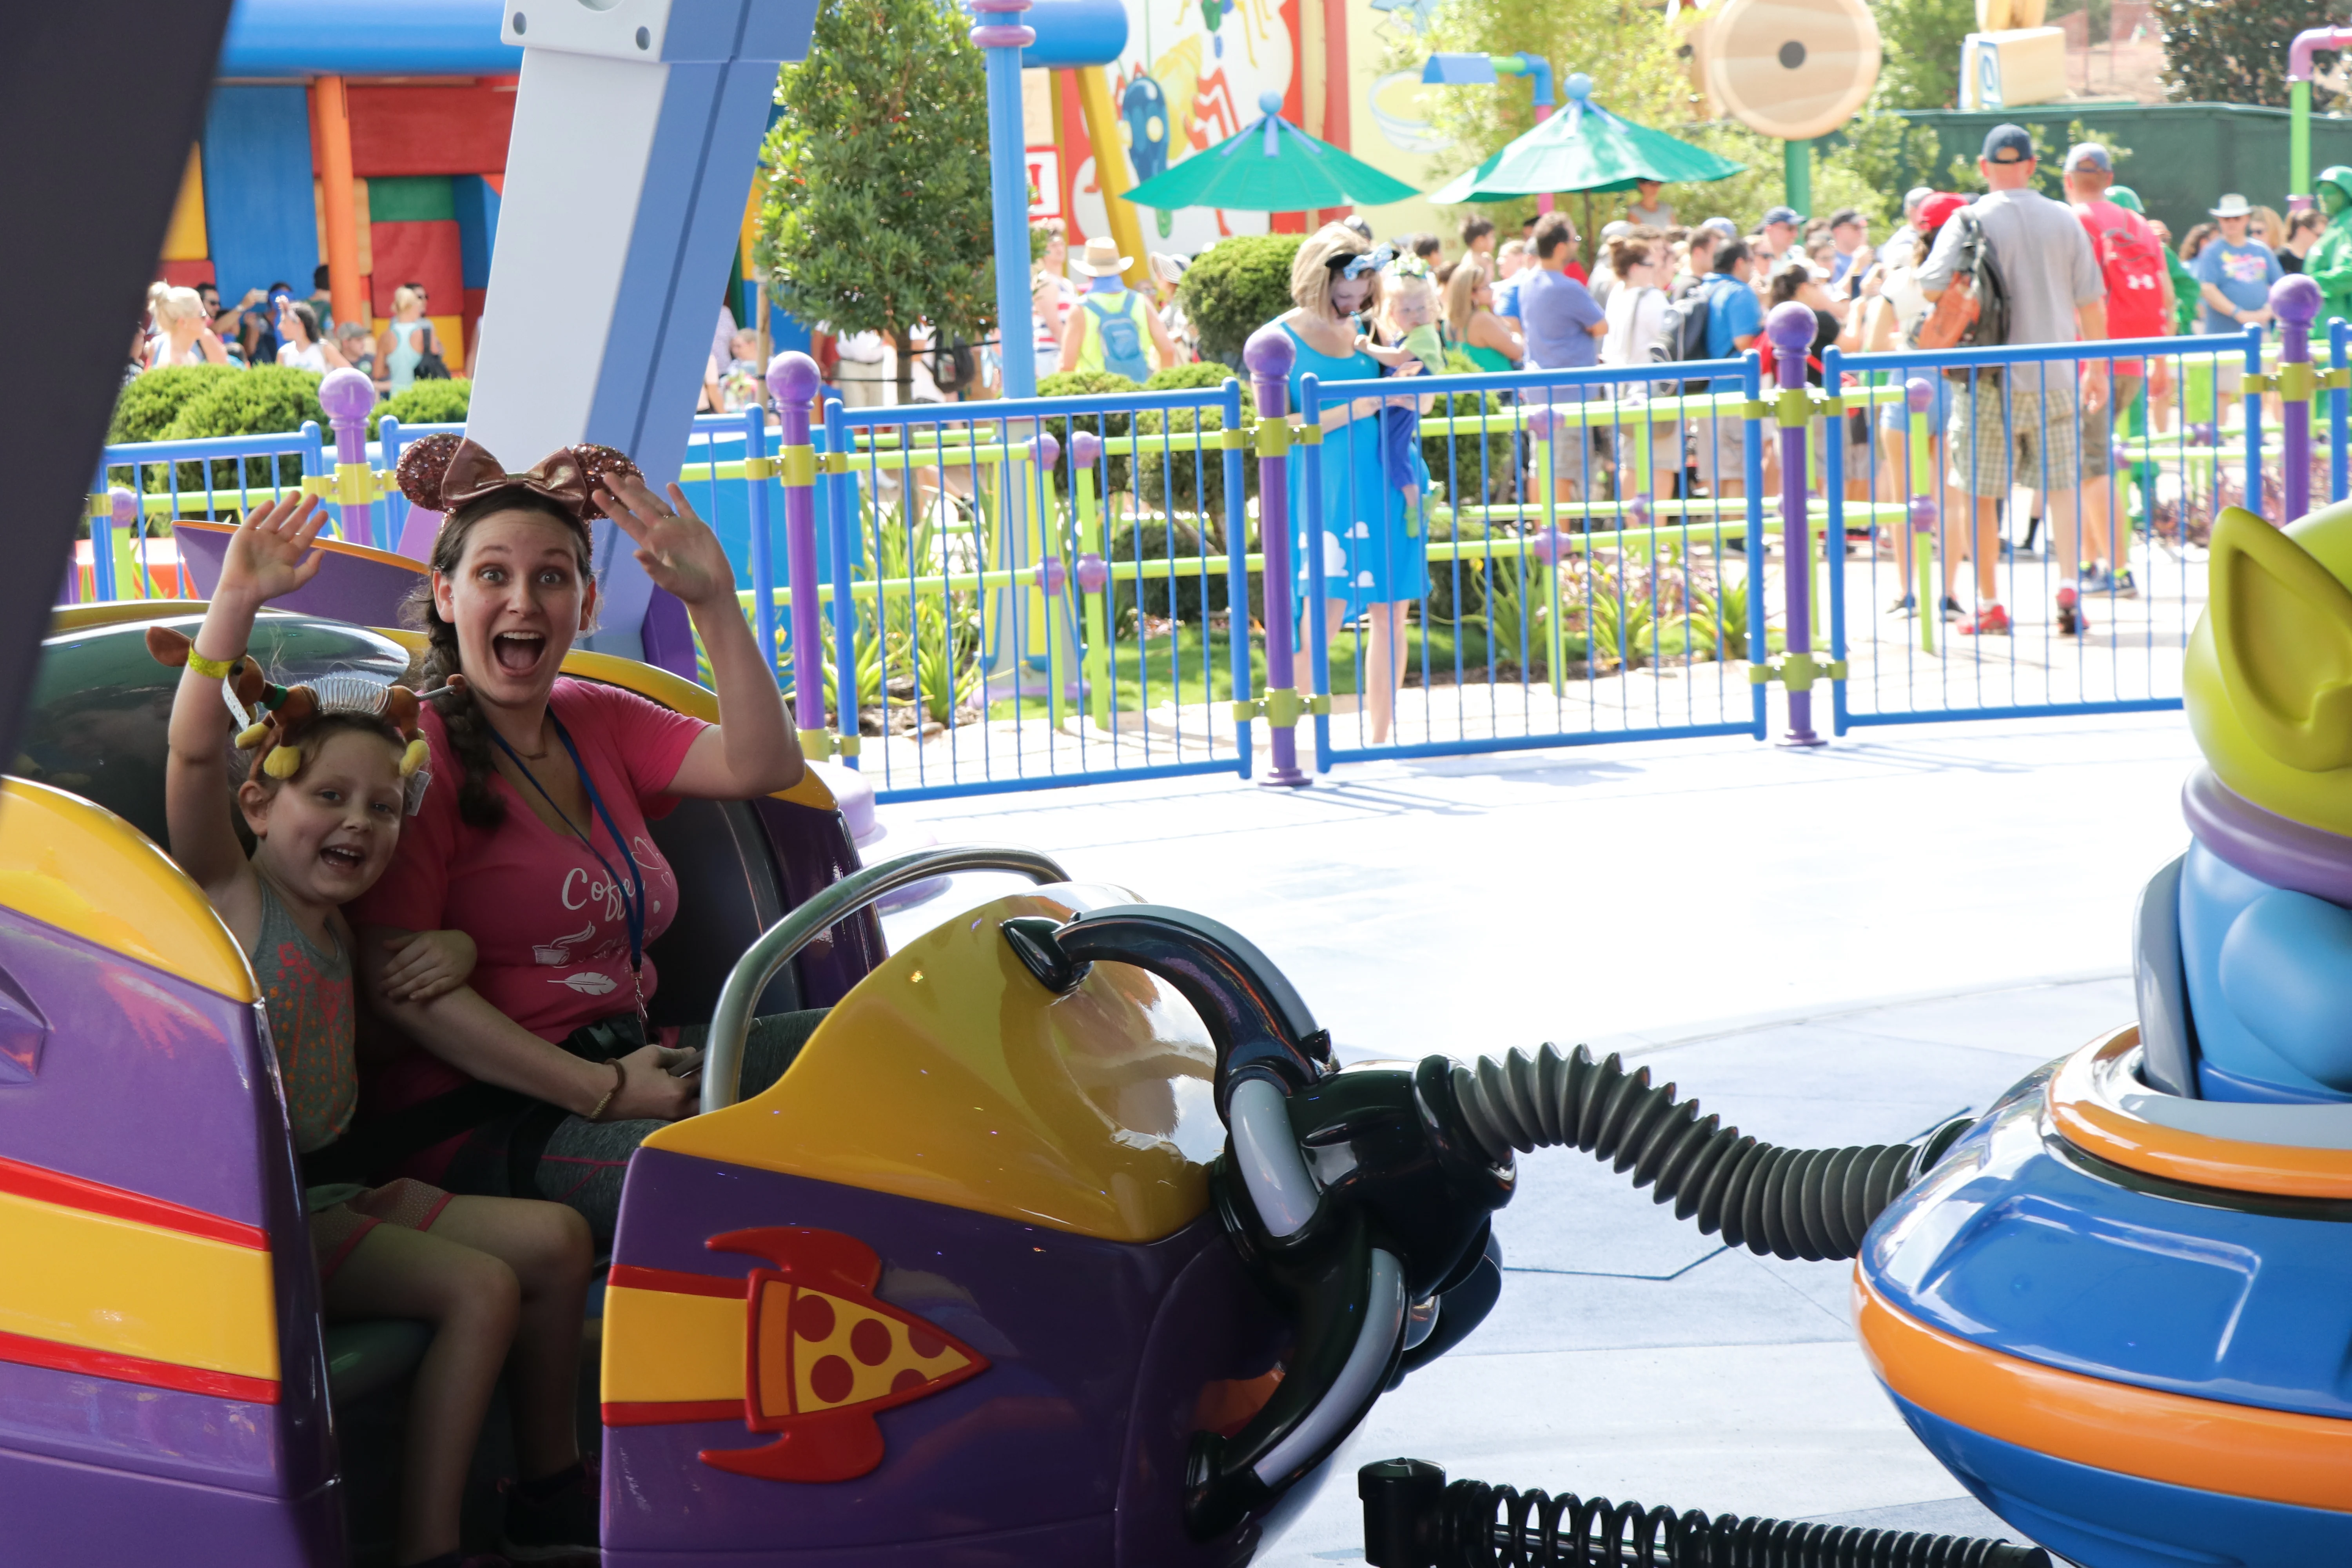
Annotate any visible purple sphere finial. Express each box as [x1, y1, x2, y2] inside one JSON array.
[[1243, 324, 1295, 378], [2272, 273, 2323, 328], [1032, 430, 1060, 470], [1908, 494, 1937, 535], [1764, 301, 1816, 352], [319, 366, 377, 421], [109, 486, 138, 526], [1069, 430, 1102, 469], [767, 350, 821, 405], [1905, 376, 1933, 414]]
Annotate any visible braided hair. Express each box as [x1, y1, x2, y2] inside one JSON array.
[[399, 487, 595, 828]]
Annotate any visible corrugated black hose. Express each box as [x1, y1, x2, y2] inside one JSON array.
[[1448, 1045, 1976, 1263]]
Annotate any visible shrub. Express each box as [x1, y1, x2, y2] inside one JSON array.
[[1421, 506, 1491, 626], [1105, 515, 1229, 626], [1180, 235, 1301, 364], [109, 365, 244, 445], [370, 377, 470, 437], [1134, 383, 1257, 525], [1144, 362, 1240, 394], [157, 367, 327, 499], [1419, 351, 1518, 504], [1036, 369, 1138, 497]]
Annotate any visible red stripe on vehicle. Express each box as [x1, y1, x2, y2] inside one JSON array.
[[0, 1156, 268, 1250], [0, 1328, 279, 1404], [603, 1399, 743, 1427], [607, 1264, 745, 1298]]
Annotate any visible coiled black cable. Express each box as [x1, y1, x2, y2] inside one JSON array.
[[1450, 1044, 1971, 1262], [1438, 1479, 2051, 1568]]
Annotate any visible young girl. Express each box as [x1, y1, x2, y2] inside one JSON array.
[[160, 493, 599, 1568]]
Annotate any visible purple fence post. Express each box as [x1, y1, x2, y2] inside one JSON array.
[[1766, 301, 1822, 748], [319, 367, 379, 547], [768, 352, 831, 759], [2274, 273, 2322, 525], [1244, 324, 1308, 788]]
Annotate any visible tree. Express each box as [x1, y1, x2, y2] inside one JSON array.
[[757, 0, 995, 404], [2154, 0, 2340, 108], [1871, 0, 1976, 111]]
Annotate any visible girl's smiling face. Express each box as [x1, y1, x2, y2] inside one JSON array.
[[240, 726, 408, 904]]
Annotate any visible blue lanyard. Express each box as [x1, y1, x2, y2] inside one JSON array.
[[490, 714, 646, 1018]]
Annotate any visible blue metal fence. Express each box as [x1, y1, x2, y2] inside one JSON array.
[[80, 289, 2339, 801]]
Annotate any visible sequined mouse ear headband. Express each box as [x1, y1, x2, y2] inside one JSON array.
[[147, 628, 438, 811], [395, 434, 642, 523]]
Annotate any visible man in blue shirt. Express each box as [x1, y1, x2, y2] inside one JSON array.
[[1519, 214, 1608, 505], [1520, 213, 1605, 370], [2193, 193, 2282, 338], [1696, 239, 1760, 502]]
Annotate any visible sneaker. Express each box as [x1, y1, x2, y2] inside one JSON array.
[[1940, 595, 1967, 620], [1888, 593, 1917, 613], [501, 1461, 599, 1562], [2056, 586, 2089, 637], [2077, 562, 2101, 584], [1961, 603, 2011, 636], [2111, 568, 2140, 598], [2078, 566, 2117, 595]]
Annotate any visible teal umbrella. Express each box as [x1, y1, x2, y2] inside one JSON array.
[[1124, 91, 1421, 213], [1426, 73, 1744, 204]]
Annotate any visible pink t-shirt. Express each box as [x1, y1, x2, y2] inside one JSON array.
[[351, 678, 707, 1131]]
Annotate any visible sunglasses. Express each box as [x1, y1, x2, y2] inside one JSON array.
[[1326, 244, 1396, 280]]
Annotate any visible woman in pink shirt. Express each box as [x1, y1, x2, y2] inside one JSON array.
[[347, 437, 809, 1240]]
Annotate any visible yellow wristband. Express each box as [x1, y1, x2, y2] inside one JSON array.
[[185, 650, 239, 681]]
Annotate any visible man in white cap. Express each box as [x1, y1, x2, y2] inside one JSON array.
[[2192, 193, 2282, 339], [1060, 235, 1179, 382]]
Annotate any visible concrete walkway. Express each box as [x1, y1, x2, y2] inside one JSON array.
[[877, 711, 2203, 1564]]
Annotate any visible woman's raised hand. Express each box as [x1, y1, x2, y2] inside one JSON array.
[[216, 492, 327, 607], [595, 473, 735, 611]]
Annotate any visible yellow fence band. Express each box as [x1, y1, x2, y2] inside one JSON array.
[[779, 446, 817, 487]]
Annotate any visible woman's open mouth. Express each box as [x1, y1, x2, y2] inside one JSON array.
[[493, 631, 546, 675]]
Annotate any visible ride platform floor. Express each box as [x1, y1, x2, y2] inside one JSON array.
[[881, 711, 2203, 1566]]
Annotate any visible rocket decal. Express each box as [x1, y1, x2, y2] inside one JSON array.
[[600, 1226, 988, 1485], [704, 1225, 987, 1483]]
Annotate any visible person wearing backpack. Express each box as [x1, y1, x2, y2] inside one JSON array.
[[1688, 239, 1761, 508], [1060, 236, 1178, 384], [2065, 143, 2173, 600], [1918, 124, 2109, 639]]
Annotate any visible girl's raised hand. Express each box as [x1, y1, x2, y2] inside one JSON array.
[[594, 473, 733, 610], [217, 492, 327, 606]]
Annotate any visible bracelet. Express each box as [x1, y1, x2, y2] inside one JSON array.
[[587, 1060, 625, 1122], [185, 650, 240, 681]]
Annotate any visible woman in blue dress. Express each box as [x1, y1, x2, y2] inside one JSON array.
[[1275, 224, 1431, 746]]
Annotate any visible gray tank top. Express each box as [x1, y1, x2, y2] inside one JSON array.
[[250, 877, 359, 1155]]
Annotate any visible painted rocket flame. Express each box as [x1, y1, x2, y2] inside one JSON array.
[[601, 1226, 988, 1484]]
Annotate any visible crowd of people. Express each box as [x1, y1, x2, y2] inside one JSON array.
[[136, 264, 452, 399]]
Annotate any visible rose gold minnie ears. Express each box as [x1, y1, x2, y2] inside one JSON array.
[[395, 435, 643, 524]]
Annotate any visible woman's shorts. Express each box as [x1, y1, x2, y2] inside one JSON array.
[[307, 1176, 453, 1283], [1877, 375, 1952, 436]]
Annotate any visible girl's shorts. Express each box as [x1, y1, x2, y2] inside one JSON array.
[[306, 1176, 453, 1283]]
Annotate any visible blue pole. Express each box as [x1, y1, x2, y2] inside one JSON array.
[[89, 461, 116, 602], [1300, 374, 1331, 772], [2245, 323, 2264, 512], [1742, 352, 1766, 739], [1220, 377, 1251, 780], [2334, 318, 2349, 503], [971, 0, 1038, 401], [742, 403, 779, 679], [825, 395, 861, 768]]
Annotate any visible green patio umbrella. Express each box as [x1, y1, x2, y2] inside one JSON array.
[[1123, 91, 1420, 213], [1426, 72, 1744, 204]]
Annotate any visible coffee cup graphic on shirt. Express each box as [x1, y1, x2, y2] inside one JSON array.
[[535, 920, 597, 966]]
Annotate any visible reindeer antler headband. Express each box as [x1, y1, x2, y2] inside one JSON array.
[[147, 628, 434, 809], [394, 435, 643, 524]]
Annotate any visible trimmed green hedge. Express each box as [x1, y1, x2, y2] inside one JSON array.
[[1178, 235, 1300, 364], [108, 365, 244, 445], [156, 368, 325, 499], [369, 377, 470, 437], [1036, 369, 1138, 496]]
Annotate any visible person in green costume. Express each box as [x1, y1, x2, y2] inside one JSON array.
[[2301, 166, 2352, 329]]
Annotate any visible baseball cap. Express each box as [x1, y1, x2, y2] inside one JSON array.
[[1700, 215, 1739, 238], [1902, 185, 1933, 214], [1982, 123, 2036, 165], [1761, 205, 1802, 228], [1915, 192, 1967, 234], [2063, 143, 2112, 174], [1600, 220, 1632, 240], [2107, 185, 2145, 214]]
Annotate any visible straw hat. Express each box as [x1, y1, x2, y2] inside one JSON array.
[[1070, 236, 1133, 276]]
